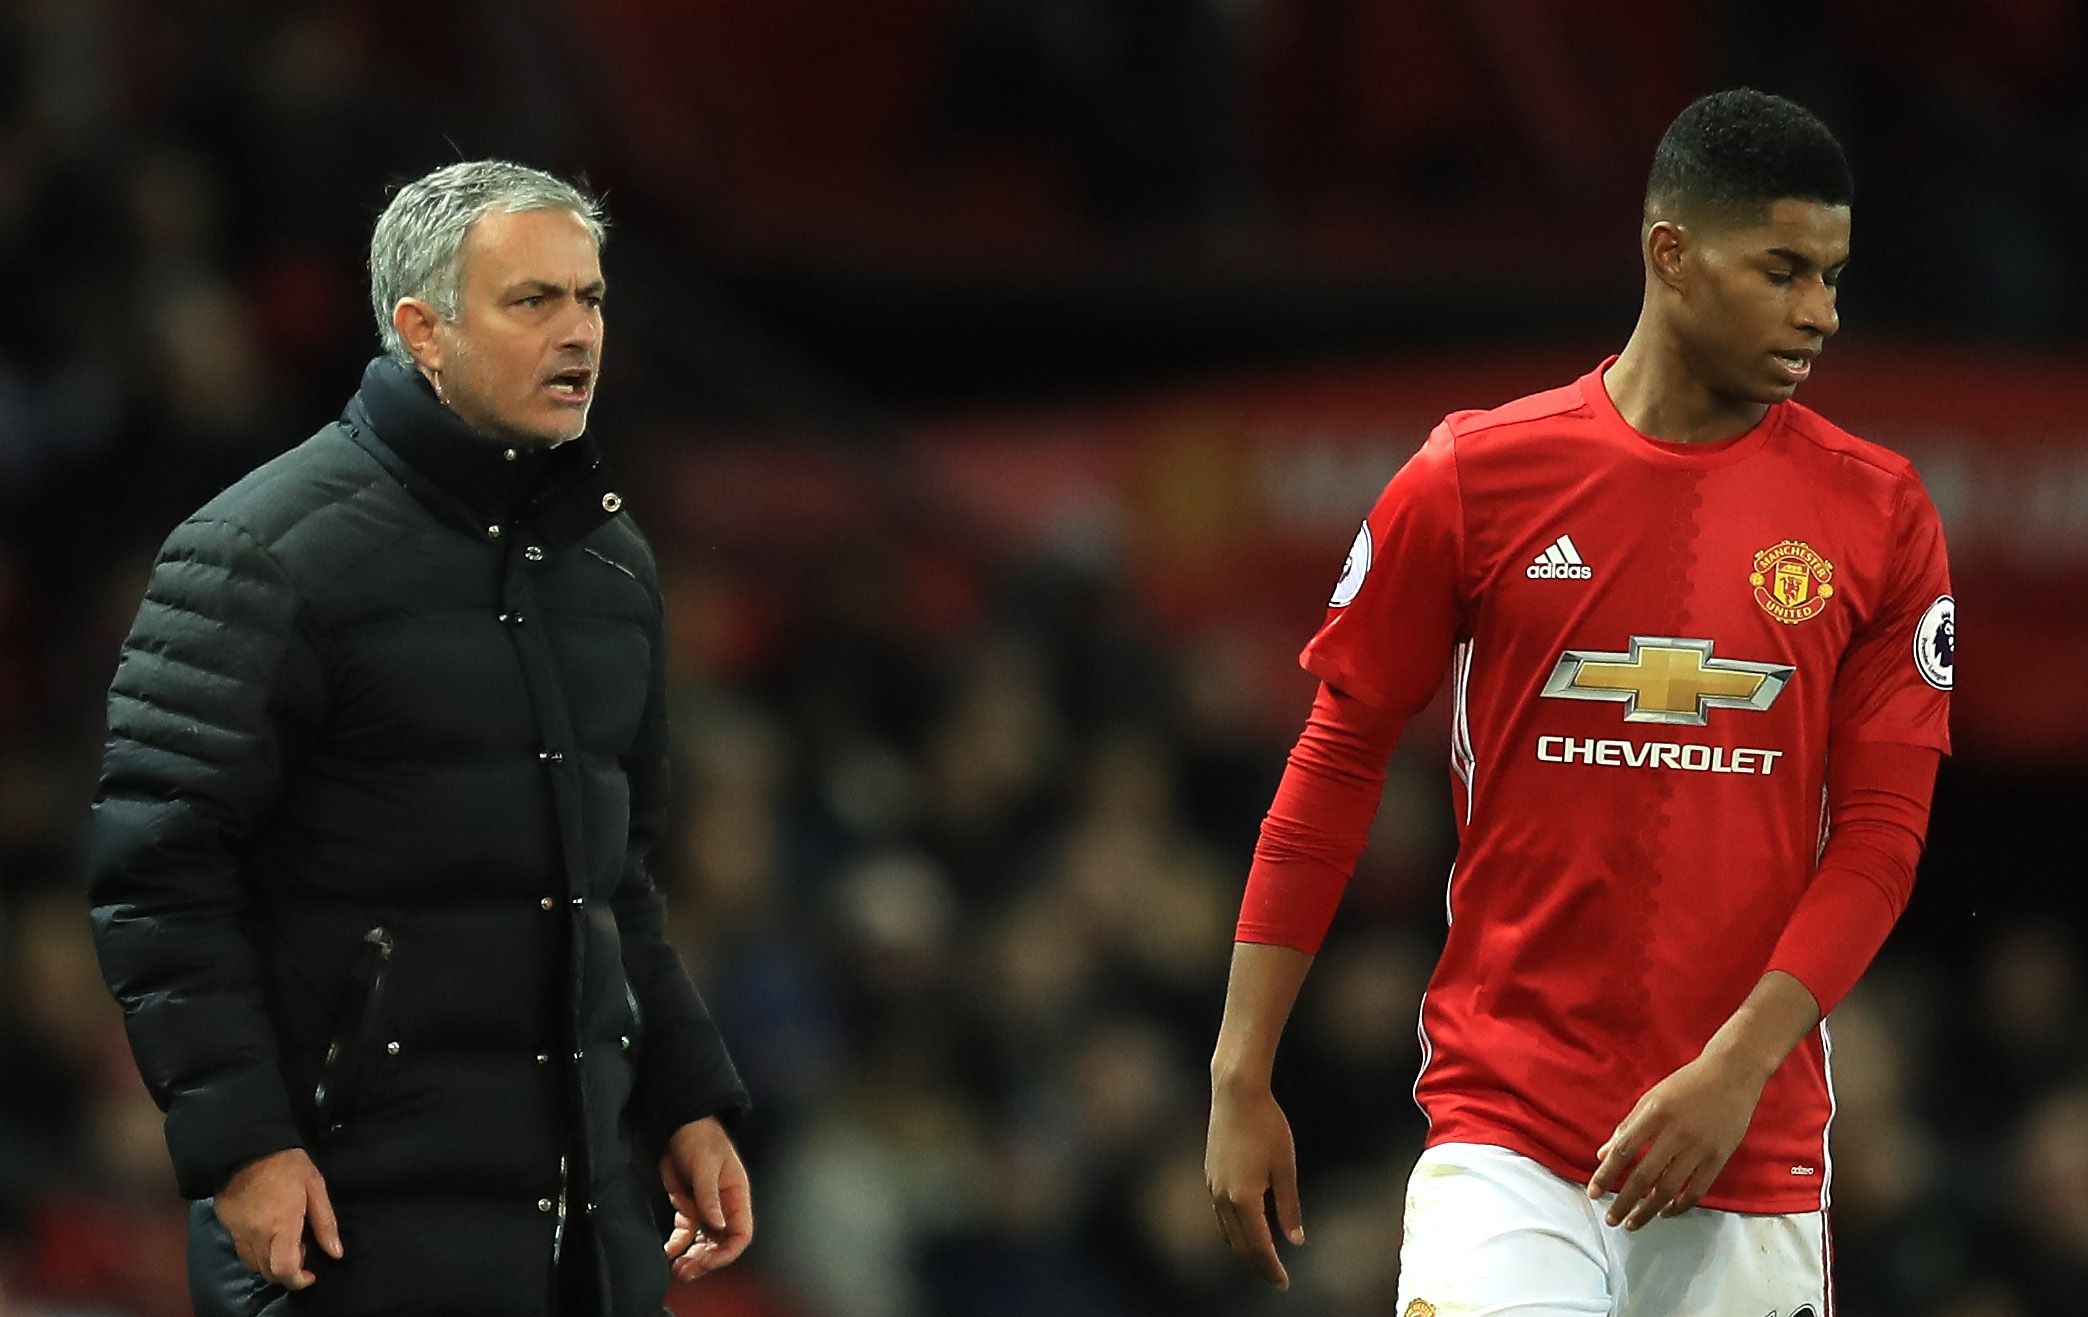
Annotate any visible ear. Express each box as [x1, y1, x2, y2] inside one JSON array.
[[392, 297, 446, 371], [1645, 220, 1690, 293]]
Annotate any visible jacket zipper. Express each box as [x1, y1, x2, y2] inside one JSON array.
[[551, 1152, 576, 1302], [314, 925, 394, 1130], [551, 1151, 570, 1267]]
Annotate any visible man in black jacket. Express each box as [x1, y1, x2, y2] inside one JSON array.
[[86, 161, 752, 1315]]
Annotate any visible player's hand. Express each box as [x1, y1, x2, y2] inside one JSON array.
[[1205, 1079, 1305, 1290], [1587, 1050, 1769, 1230], [660, 1117, 753, 1282], [213, 1147, 344, 1289]]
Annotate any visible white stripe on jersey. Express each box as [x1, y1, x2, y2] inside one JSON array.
[[1819, 1021, 1837, 1215]]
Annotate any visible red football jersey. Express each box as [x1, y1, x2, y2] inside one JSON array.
[[1303, 359, 1953, 1214]]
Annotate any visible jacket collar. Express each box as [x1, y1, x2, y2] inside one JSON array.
[[341, 357, 625, 550]]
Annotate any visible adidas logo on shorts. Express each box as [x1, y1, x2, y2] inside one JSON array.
[[1526, 534, 1592, 580]]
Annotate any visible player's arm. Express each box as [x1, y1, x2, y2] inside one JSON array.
[[1589, 742, 1937, 1227], [1211, 945, 1317, 1099], [1623, 742, 1937, 1097], [1759, 470, 1951, 1020], [1208, 683, 1404, 1290], [1209, 427, 1467, 1288], [1209, 944, 1314, 1288]]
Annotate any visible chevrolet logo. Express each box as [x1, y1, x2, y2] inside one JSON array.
[[1541, 636, 1793, 726]]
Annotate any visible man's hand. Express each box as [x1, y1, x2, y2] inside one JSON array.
[[660, 1116, 753, 1282], [1589, 970, 1821, 1231], [1206, 1080, 1305, 1290], [213, 1147, 343, 1289], [1586, 1051, 1769, 1231]]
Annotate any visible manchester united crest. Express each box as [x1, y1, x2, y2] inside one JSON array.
[[1403, 1303, 1437, 1317], [1749, 539, 1835, 624]]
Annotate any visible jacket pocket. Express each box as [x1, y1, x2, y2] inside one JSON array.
[[314, 925, 394, 1133]]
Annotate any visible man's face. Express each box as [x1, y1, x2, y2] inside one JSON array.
[[424, 207, 604, 446], [1676, 199, 1849, 406]]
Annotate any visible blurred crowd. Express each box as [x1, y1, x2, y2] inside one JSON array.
[[3, 3, 2086, 1315]]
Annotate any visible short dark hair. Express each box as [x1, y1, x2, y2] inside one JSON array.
[[1645, 88, 1851, 225]]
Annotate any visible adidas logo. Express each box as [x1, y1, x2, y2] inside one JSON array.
[[1527, 534, 1592, 580]]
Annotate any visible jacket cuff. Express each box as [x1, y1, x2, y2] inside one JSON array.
[[635, 1043, 750, 1154], [164, 1067, 305, 1200]]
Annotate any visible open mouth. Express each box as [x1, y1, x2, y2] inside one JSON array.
[[1770, 350, 1814, 383], [545, 367, 593, 403]]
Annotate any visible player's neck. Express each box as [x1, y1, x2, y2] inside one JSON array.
[[1606, 327, 1771, 445]]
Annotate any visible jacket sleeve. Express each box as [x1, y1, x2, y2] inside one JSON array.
[[615, 601, 750, 1149], [86, 516, 318, 1199]]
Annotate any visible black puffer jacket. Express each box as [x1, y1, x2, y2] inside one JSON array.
[[87, 358, 747, 1316]]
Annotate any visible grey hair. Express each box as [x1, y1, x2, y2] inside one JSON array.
[[369, 160, 606, 365]]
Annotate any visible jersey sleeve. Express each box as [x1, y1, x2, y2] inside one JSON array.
[[1234, 682, 1406, 953], [1830, 470, 1953, 752], [1764, 741, 1939, 1015], [1299, 425, 1468, 715]]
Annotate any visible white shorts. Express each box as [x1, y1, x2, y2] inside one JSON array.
[[1395, 1142, 1830, 1317]]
